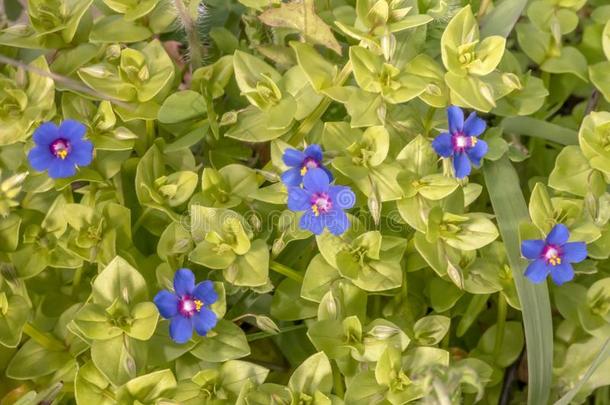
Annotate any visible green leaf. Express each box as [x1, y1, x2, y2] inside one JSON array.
[[288, 351, 333, 396], [413, 315, 450, 346], [258, 0, 341, 54], [191, 320, 250, 362], [75, 361, 114, 405], [483, 156, 553, 405], [91, 256, 149, 307], [501, 116, 578, 145], [480, 0, 528, 39]]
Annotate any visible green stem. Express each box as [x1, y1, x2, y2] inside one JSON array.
[[71, 266, 84, 299], [493, 293, 507, 359], [269, 260, 304, 282], [423, 106, 436, 137], [332, 360, 345, 398], [247, 324, 306, 342], [288, 60, 353, 146], [22, 323, 65, 352], [173, 0, 203, 70], [133, 207, 152, 233], [145, 120, 155, 148]]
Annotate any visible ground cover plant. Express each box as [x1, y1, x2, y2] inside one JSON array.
[[1, 0, 610, 403]]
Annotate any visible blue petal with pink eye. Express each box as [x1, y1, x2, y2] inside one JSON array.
[[431, 106, 488, 179], [520, 224, 587, 286], [27, 120, 94, 179], [287, 168, 355, 236], [154, 268, 219, 344], [280, 144, 333, 187]]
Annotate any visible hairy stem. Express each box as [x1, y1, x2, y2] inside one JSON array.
[[174, 0, 204, 71]]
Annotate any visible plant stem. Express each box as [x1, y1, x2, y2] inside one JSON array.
[[145, 120, 155, 148], [332, 360, 345, 398], [246, 323, 306, 342], [133, 207, 152, 233], [493, 293, 507, 358], [173, 0, 203, 71], [269, 260, 304, 282], [22, 323, 65, 352]]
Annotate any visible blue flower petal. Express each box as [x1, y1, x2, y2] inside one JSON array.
[[524, 259, 550, 284], [300, 211, 324, 235], [322, 166, 334, 183], [169, 315, 193, 344], [281, 167, 303, 187], [463, 112, 486, 137], [303, 168, 330, 193], [47, 159, 77, 179], [283, 148, 306, 167], [550, 262, 574, 286], [27, 146, 54, 171], [288, 187, 311, 211], [562, 241, 587, 263], [33, 122, 59, 146], [325, 209, 349, 235], [174, 268, 195, 296], [329, 186, 356, 209], [193, 280, 218, 305], [154, 290, 179, 319], [546, 224, 569, 246], [192, 307, 217, 336], [432, 132, 453, 158], [59, 119, 87, 142], [67, 139, 93, 167], [453, 152, 471, 179], [466, 139, 487, 166], [447, 105, 464, 134], [521, 239, 545, 260], [304, 144, 323, 161]]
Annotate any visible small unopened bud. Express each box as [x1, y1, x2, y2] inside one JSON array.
[[368, 325, 399, 340], [255, 315, 280, 334]]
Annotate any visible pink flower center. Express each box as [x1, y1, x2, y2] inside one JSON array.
[[311, 192, 332, 216], [451, 133, 477, 153], [50, 138, 71, 160], [178, 295, 203, 318], [300, 157, 320, 176], [542, 244, 562, 266]]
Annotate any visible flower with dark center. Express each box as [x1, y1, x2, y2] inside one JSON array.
[[432, 105, 488, 179], [27, 120, 93, 179], [281, 144, 333, 187], [287, 168, 355, 235], [521, 224, 587, 285], [154, 268, 219, 344]]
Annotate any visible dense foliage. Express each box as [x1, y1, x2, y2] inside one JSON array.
[[1, 0, 610, 403]]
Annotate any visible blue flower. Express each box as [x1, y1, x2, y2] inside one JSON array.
[[281, 144, 333, 187], [432, 106, 488, 179], [154, 268, 219, 344], [27, 120, 93, 179], [287, 168, 355, 235], [521, 224, 587, 286]]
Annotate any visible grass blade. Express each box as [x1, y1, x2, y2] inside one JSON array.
[[554, 338, 610, 405], [483, 156, 553, 405], [501, 117, 578, 145], [480, 0, 528, 38]]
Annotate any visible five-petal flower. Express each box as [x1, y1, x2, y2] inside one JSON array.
[[27, 120, 94, 179], [521, 224, 587, 286], [154, 268, 219, 344], [287, 168, 355, 235], [432, 106, 488, 179], [281, 144, 333, 187]]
